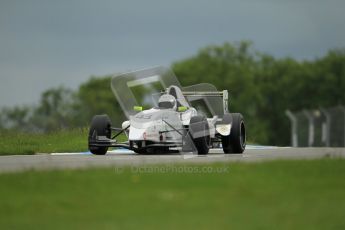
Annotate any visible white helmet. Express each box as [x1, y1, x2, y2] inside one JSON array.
[[158, 94, 177, 110]]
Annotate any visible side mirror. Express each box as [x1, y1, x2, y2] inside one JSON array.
[[133, 106, 143, 112], [178, 106, 188, 112]]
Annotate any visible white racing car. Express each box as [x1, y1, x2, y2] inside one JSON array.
[[88, 66, 246, 155]]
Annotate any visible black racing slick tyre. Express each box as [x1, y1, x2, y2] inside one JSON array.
[[88, 114, 112, 155], [189, 116, 210, 155], [222, 113, 246, 154], [132, 141, 148, 154]]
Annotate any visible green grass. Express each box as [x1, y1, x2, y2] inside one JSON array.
[[0, 129, 127, 155], [0, 159, 345, 229], [0, 128, 89, 155]]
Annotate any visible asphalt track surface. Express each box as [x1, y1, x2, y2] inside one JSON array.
[[0, 147, 345, 173]]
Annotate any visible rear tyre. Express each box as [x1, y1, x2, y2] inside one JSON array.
[[222, 113, 246, 154], [132, 141, 148, 154], [144, 147, 170, 154], [88, 114, 112, 155], [189, 116, 210, 155]]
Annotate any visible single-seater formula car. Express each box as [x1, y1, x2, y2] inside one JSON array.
[[88, 66, 246, 155]]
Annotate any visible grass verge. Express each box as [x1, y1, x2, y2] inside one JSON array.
[[0, 159, 345, 229], [0, 128, 90, 155], [0, 129, 127, 155]]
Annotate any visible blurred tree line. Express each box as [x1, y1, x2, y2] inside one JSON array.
[[0, 41, 344, 145], [0, 78, 125, 133]]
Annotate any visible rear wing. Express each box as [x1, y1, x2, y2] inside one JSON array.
[[164, 89, 229, 115]]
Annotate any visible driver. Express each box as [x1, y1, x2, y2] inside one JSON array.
[[158, 94, 177, 110]]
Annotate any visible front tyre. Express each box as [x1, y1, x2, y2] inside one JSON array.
[[189, 116, 210, 155], [222, 113, 246, 154], [88, 114, 112, 155]]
